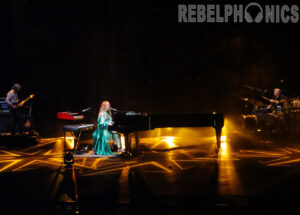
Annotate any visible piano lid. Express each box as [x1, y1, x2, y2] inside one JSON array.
[[150, 113, 224, 129]]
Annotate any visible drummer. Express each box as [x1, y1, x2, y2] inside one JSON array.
[[267, 88, 287, 111]]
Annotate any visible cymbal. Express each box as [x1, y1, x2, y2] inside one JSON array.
[[241, 98, 264, 107], [263, 97, 289, 104], [243, 85, 264, 92], [279, 99, 288, 103], [286, 97, 299, 101]]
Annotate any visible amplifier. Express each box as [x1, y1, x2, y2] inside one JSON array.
[[0, 97, 10, 116], [0, 98, 11, 132]]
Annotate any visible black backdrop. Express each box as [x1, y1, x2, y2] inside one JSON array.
[[1, 0, 300, 124]]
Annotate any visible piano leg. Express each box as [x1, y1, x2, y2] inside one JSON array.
[[215, 126, 222, 152], [124, 133, 132, 154], [122, 132, 139, 158], [64, 131, 67, 154], [134, 131, 139, 150]]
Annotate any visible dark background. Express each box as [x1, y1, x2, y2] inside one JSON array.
[[1, 0, 299, 135]]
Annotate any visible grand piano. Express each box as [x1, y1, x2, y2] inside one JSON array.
[[110, 111, 224, 154]]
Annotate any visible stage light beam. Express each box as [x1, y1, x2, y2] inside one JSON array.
[[66, 136, 75, 149], [162, 136, 176, 148]]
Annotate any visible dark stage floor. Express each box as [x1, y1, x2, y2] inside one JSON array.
[[0, 120, 299, 215]]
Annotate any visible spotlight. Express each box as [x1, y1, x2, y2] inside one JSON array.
[[64, 150, 74, 166]]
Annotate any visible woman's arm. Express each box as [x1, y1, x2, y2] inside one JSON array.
[[98, 113, 108, 128], [98, 112, 113, 128]]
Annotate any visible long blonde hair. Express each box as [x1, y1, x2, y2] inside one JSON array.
[[98, 100, 111, 117]]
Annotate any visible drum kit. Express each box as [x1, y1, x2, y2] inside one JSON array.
[[241, 85, 300, 135]]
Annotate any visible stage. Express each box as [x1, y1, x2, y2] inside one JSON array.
[[0, 122, 300, 215], [2, 0, 300, 214]]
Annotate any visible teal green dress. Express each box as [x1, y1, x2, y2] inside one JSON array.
[[93, 111, 114, 155]]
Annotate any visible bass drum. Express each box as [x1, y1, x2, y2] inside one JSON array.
[[256, 106, 270, 117]]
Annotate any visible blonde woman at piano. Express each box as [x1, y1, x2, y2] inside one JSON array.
[[92, 101, 120, 155]]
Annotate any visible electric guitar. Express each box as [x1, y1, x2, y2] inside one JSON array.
[[17, 94, 35, 108]]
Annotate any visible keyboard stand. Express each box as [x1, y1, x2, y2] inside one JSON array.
[[63, 124, 94, 159], [63, 130, 82, 151]]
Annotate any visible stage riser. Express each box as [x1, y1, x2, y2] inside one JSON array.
[[0, 116, 12, 132], [0, 134, 40, 146]]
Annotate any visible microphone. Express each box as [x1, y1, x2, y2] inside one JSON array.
[[82, 107, 91, 113], [109, 107, 118, 111]]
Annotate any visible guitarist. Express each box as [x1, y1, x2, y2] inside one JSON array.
[[5, 83, 23, 134]]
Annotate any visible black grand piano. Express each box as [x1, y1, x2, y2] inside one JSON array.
[[110, 111, 224, 154]]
